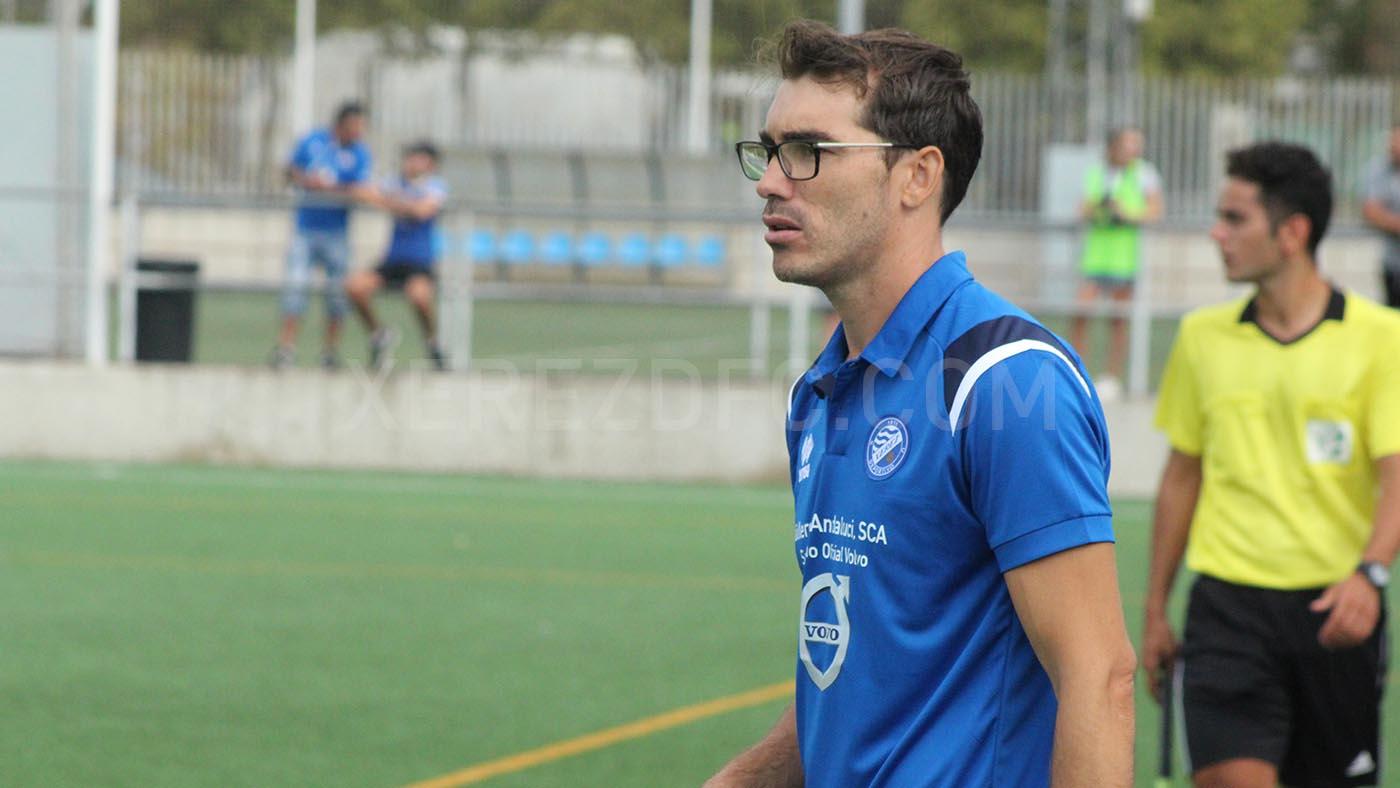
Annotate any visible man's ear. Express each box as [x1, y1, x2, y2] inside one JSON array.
[[1276, 212, 1312, 258], [900, 145, 944, 211]]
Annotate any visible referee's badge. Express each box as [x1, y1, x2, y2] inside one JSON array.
[[866, 417, 909, 480], [1305, 419, 1354, 465]]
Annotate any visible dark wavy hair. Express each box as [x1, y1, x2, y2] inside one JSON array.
[[1225, 141, 1332, 256], [771, 20, 983, 223]]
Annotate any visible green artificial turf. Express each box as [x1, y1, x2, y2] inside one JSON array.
[[119, 288, 1181, 388], [2, 461, 1394, 786]]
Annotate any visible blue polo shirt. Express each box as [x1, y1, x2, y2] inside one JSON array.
[[787, 250, 1113, 788], [288, 128, 372, 233], [382, 174, 448, 267]]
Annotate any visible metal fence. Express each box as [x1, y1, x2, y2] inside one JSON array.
[[116, 47, 1397, 224]]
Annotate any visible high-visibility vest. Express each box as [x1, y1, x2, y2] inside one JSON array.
[[1080, 161, 1149, 279]]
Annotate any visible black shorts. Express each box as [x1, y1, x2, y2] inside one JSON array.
[[375, 260, 435, 289], [1182, 574, 1389, 786], [1382, 268, 1400, 309]]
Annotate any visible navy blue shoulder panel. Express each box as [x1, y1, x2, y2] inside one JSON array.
[[941, 315, 1072, 413]]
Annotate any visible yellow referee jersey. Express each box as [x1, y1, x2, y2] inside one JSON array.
[[1155, 288, 1400, 589]]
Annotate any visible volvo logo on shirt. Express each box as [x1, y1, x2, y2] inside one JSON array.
[[865, 416, 909, 479], [799, 573, 850, 691]]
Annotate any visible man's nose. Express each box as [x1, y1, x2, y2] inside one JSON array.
[[755, 157, 792, 201]]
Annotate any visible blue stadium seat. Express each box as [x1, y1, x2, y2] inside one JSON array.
[[539, 232, 574, 265], [653, 234, 689, 268], [617, 233, 652, 267], [694, 235, 726, 268], [467, 229, 498, 263], [500, 230, 535, 264], [576, 232, 612, 267]]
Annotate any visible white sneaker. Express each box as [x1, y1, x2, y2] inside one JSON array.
[[1095, 375, 1123, 402]]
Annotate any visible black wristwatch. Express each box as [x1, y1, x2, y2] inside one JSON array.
[[1357, 561, 1391, 590]]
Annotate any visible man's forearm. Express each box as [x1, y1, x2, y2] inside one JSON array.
[[1362, 201, 1400, 235], [1361, 455, 1400, 566], [1004, 544, 1137, 788], [704, 703, 802, 788], [1049, 668, 1136, 787], [1146, 452, 1201, 614]]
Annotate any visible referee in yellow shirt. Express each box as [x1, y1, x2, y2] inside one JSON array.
[[1144, 142, 1400, 788]]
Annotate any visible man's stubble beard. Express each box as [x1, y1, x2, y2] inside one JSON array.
[[771, 209, 888, 292]]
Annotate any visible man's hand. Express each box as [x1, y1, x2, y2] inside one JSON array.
[[287, 166, 334, 191], [1310, 572, 1382, 649], [1140, 607, 1179, 702], [702, 703, 802, 788]]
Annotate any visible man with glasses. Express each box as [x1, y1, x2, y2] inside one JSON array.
[[708, 20, 1135, 788]]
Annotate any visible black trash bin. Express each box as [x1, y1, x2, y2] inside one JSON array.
[[135, 259, 199, 362]]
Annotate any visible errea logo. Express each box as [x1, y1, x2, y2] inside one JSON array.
[[797, 433, 814, 483], [1345, 750, 1375, 777]]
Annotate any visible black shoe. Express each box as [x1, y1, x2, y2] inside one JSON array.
[[268, 345, 295, 370], [428, 343, 449, 372], [369, 327, 401, 370], [320, 351, 343, 371]]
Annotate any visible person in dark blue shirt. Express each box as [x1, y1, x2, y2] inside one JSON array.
[[708, 20, 1136, 788], [346, 141, 449, 371], [271, 101, 373, 370]]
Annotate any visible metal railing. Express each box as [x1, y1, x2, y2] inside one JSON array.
[[116, 47, 1397, 226]]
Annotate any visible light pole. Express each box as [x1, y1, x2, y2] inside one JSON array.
[[292, 0, 316, 135], [85, 0, 118, 365], [838, 0, 866, 34], [687, 0, 712, 154]]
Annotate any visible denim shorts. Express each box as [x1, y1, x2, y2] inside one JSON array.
[[281, 229, 350, 319]]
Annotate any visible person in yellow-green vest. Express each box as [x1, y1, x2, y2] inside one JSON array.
[[1070, 127, 1163, 399]]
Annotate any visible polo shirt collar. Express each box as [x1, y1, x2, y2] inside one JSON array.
[[803, 251, 972, 387], [861, 250, 972, 377], [1238, 285, 1345, 344]]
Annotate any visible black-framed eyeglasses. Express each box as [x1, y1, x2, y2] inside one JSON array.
[[735, 139, 918, 181]]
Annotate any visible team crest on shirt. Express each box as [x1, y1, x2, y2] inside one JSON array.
[[799, 573, 850, 691], [865, 417, 909, 479]]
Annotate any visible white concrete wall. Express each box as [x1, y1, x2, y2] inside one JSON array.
[[0, 361, 790, 483], [0, 361, 1166, 498]]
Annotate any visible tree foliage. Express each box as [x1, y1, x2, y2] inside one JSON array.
[[899, 0, 1048, 73], [119, 0, 1399, 76], [1141, 0, 1308, 76]]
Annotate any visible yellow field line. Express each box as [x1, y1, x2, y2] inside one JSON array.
[[402, 680, 795, 788]]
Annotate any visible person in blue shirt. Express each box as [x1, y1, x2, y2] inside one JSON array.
[[346, 141, 450, 371], [708, 20, 1136, 788], [270, 101, 373, 370]]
